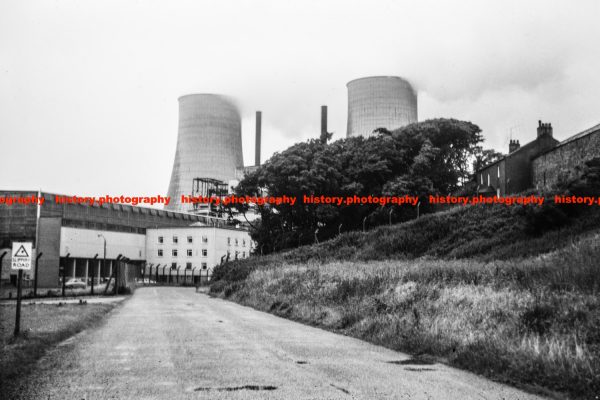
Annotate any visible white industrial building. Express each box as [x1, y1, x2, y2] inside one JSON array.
[[145, 225, 252, 280]]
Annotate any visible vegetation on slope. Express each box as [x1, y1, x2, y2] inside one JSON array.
[[230, 119, 486, 253], [212, 231, 600, 398], [211, 158, 600, 398]]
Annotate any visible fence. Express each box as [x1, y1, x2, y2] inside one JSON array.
[[140, 264, 212, 287]]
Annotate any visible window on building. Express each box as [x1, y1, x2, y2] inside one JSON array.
[[187, 249, 192, 257], [201, 262, 207, 270], [235, 251, 239, 259], [227, 250, 230, 258], [202, 249, 208, 257], [242, 239, 246, 247], [227, 237, 231, 245], [242, 251, 246, 258], [172, 249, 178, 257], [187, 236, 193, 243], [157, 249, 163, 257], [173, 235, 178, 244], [235, 238, 238, 246], [171, 262, 177, 269], [202, 235, 208, 243], [487, 174, 490, 186], [480, 174, 483, 185], [158, 236, 163, 244], [186, 262, 192, 269]]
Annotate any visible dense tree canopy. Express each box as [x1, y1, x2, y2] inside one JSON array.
[[232, 118, 483, 254]]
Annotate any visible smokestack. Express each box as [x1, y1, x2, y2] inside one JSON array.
[[255, 111, 262, 166], [321, 105, 327, 138]]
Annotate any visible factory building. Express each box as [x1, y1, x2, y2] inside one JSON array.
[[166, 94, 244, 213], [346, 76, 418, 138], [0, 190, 251, 288]]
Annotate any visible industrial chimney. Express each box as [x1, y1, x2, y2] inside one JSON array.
[[321, 106, 327, 138], [255, 111, 262, 166]]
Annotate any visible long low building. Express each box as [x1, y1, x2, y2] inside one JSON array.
[[0, 190, 252, 288]]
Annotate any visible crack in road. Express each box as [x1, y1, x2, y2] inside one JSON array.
[[194, 385, 278, 392]]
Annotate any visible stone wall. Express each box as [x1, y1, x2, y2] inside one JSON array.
[[532, 127, 600, 189]]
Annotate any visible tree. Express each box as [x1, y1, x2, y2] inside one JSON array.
[[472, 147, 504, 173], [233, 118, 483, 254]]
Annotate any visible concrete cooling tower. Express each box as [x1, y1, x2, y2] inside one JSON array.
[[346, 76, 418, 138], [166, 94, 244, 211]]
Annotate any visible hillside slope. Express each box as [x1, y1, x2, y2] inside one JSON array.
[[211, 203, 600, 399]]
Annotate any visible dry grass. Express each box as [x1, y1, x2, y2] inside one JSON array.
[[214, 235, 600, 399], [0, 303, 116, 387]]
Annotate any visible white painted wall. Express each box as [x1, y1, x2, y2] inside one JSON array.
[[60, 227, 146, 260], [145, 227, 252, 277]]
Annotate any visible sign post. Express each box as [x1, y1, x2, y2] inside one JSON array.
[[12, 242, 32, 337]]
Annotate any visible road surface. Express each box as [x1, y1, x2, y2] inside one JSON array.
[[8, 287, 546, 399]]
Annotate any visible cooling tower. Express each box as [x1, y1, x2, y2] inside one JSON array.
[[166, 94, 244, 211], [346, 76, 418, 138]]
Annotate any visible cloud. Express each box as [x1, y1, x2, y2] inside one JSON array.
[[0, 0, 599, 196]]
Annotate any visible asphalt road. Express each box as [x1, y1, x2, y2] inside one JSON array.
[[8, 287, 546, 400]]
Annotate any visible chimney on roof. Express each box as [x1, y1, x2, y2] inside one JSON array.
[[537, 120, 553, 138], [509, 139, 520, 153]]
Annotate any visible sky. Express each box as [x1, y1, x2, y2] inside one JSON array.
[[1, 0, 599, 198]]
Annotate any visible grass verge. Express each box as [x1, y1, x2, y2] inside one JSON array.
[[0, 302, 116, 387], [211, 234, 600, 399]]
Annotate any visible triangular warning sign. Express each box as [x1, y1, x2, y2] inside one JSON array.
[[14, 245, 29, 257]]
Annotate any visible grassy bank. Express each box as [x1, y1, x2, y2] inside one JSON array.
[[214, 203, 600, 287], [212, 231, 600, 399], [0, 302, 116, 387]]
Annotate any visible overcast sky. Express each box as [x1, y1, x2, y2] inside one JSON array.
[[1, 0, 599, 198]]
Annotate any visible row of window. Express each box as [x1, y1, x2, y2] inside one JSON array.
[[157, 235, 247, 247], [169, 262, 208, 270], [480, 166, 501, 186], [227, 237, 246, 247], [158, 235, 208, 244], [158, 249, 208, 257]]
